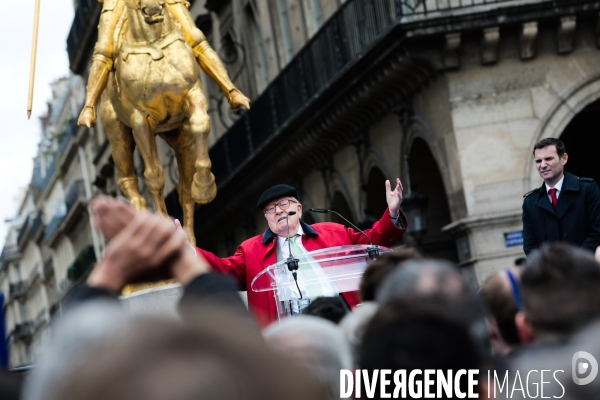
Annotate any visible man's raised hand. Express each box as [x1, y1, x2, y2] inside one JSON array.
[[385, 178, 403, 217]]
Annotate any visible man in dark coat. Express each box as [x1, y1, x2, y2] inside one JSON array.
[[522, 138, 600, 255]]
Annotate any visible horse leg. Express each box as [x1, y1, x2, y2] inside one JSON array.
[[159, 126, 197, 245], [184, 86, 216, 204], [129, 110, 168, 216], [99, 96, 147, 211]]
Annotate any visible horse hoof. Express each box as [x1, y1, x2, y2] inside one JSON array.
[[192, 173, 217, 204], [77, 108, 96, 128], [130, 196, 147, 211]]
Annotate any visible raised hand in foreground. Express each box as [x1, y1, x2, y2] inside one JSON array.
[[87, 196, 210, 293]]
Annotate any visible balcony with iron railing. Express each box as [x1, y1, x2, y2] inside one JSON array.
[[9, 281, 27, 300], [43, 258, 54, 282], [67, 245, 97, 283], [29, 211, 44, 240], [16, 214, 31, 246], [10, 322, 33, 341], [58, 119, 79, 157], [44, 212, 66, 243], [0, 244, 19, 268], [16, 211, 44, 248], [65, 180, 86, 215], [27, 264, 41, 287], [32, 310, 47, 333], [32, 156, 57, 200]]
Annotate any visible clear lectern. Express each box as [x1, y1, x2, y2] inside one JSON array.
[[251, 244, 391, 321]]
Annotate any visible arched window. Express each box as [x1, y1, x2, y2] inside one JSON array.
[[559, 98, 600, 186], [365, 167, 388, 220], [407, 138, 458, 262]]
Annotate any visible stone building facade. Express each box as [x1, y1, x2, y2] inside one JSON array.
[[183, 0, 600, 287], [2, 0, 600, 367], [0, 74, 106, 367]]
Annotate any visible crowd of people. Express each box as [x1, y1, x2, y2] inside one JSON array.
[[1, 138, 600, 399], [0, 198, 597, 399]]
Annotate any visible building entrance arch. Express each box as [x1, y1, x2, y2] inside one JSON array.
[[526, 74, 600, 189], [559, 99, 600, 186], [407, 138, 458, 262], [331, 191, 356, 226]]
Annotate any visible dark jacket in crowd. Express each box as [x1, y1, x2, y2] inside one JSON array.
[[522, 172, 600, 255]]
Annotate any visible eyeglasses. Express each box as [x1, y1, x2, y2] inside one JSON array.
[[264, 198, 298, 214]]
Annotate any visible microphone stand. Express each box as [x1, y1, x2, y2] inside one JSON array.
[[309, 208, 380, 259], [285, 211, 302, 299]]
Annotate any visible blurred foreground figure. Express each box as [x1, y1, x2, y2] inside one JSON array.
[[360, 303, 486, 399], [479, 267, 522, 356], [339, 302, 379, 364], [337, 247, 422, 362], [264, 316, 352, 400], [516, 243, 600, 345], [0, 371, 23, 400], [359, 247, 422, 302], [376, 259, 489, 356], [25, 304, 328, 400], [75, 196, 245, 315], [511, 319, 600, 399]]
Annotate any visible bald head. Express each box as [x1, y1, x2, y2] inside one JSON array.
[[376, 259, 488, 357], [377, 259, 473, 304], [264, 316, 352, 399]]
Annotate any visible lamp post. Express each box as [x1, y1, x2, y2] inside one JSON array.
[[402, 192, 429, 245]]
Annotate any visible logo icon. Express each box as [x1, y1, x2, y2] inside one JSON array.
[[572, 351, 598, 385]]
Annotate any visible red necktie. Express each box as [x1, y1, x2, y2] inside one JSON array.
[[549, 188, 558, 208]]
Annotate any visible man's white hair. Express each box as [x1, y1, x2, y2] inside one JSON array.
[[263, 316, 352, 399]]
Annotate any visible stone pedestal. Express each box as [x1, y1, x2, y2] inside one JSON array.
[[120, 284, 183, 318], [119, 285, 249, 317]]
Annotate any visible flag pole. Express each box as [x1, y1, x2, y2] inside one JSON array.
[[27, 0, 41, 120]]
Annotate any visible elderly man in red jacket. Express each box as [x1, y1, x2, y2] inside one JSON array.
[[196, 179, 408, 327]]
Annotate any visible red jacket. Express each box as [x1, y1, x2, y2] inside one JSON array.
[[196, 208, 407, 327]]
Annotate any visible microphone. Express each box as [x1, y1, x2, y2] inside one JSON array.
[[309, 208, 380, 259], [285, 210, 302, 299]]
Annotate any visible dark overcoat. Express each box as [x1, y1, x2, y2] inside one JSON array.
[[522, 172, 600, 255]]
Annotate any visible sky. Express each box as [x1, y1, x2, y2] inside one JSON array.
[[0, 0, 74, 245]]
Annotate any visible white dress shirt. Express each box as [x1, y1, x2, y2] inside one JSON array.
[[545, 175, 564, 204], [277, 224, 305, 260], [276, 224, 337, 299]]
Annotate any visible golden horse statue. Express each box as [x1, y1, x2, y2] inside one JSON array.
[[89, 0, 248, 245]]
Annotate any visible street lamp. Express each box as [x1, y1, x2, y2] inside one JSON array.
[[402, 192, 429, 244]]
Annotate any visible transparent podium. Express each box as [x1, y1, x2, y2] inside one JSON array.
[[251, 244, 391, 321]]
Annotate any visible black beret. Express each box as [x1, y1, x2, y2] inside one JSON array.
[[257, 184, 298, 210]]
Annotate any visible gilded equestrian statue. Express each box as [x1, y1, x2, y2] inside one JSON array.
[[78, 0, 250, 245]]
